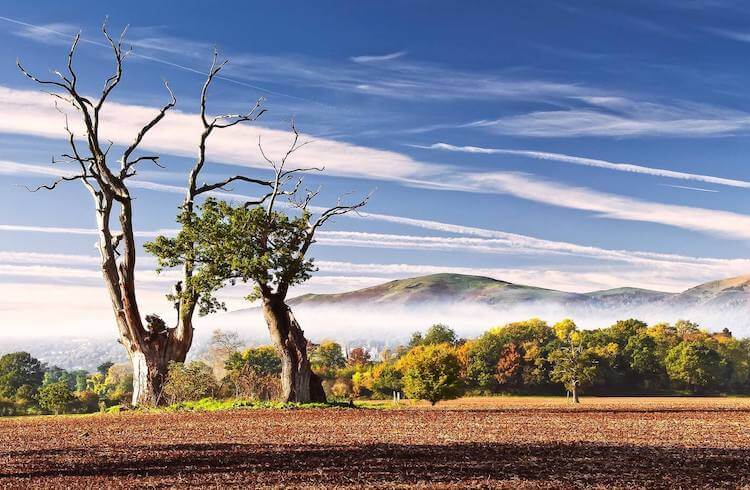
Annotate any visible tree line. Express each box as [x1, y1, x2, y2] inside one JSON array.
[[306, 318, 750, 404], [4, 317, 746, 415]]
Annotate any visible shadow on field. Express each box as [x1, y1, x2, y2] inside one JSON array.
[[2, 441, 749, 487]]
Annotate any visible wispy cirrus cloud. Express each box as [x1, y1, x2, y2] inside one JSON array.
[[2, 248, 749, 295], [8, 14, 750, 135], [471, 96, 750, 137], [3, 222, 750, 292], [465, 171, 750, 239], [705, 26, 750, 43], [7, 19, 79, 44], [659, 184, 719, 193], [5, 147, 750, 243], [0, 86, 437, 182], [350, 51, 407, 63], [420, 143, 749, 189], [3, 77, 750, 241], [3, 15, 588, 103]]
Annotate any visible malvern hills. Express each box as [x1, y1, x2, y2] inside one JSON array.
[[214, 272, 750, 340], [286, 273, 750, 312]]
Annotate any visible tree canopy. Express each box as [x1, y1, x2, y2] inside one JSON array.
[[0, 352, 44, 399]]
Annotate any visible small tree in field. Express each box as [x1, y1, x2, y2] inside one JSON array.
[[148, 126, 369, 403], [548, 321, 599, 403], [38, 381, 74, 415], [548, 343, 598, 403], [225, 346, 283, 400], [398, 344, 462, 405], [0, 352, 44, 398]]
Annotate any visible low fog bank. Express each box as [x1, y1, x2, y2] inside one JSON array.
[[4, 300, 748, 371], [196, 300, 750, 348]]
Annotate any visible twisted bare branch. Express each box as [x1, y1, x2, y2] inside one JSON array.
[[21, 174, 86, 192], [186, 50, 266, 205], [195, 175, 273, 195], [120, 81, 176, 178]]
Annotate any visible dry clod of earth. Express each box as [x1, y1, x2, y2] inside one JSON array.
[[0, 397, 749, 488]]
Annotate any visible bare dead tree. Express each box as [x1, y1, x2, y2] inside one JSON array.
[[17, 21, 181, 406]]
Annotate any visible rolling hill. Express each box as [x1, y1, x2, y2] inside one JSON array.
[[287, 272, 680, 309], [289, 273, 589, 307], [287, 273, 750, 312]]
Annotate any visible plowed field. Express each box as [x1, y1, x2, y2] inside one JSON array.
[[1, 397, 749, 488]]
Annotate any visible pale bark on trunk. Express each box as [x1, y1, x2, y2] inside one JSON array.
[[17, 27, 188, 407], [572, 384, 580, 404], [261, 297, 326, 403], [127, 311, 194, 406], [97, 199, 195, 406]]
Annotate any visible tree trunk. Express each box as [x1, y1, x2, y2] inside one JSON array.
[[96, 179, 196, 407], [128, 310, 194, 406], [572, 384, 580, 404], [261, 297, 326, 403]]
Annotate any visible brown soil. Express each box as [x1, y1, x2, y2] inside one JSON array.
[[1, 397, 749, 488]]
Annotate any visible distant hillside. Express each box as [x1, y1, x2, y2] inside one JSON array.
[[202, 272, 750, 341], [287, 273, 750, 313], [585, 287, 673, 308], [290, 273, 588, 307], [665, 275, 750, 309]]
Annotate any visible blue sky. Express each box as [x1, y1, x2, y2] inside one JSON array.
[[2, 1, 750, 335]]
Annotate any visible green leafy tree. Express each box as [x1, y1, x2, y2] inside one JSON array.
[[665, 341, 725, 393], [371, 363, 403, 398], [87, 363, 134, 406], [624, 332, 665, 389], [225, 347, 283, 401], [0, 352, 44, 398], [37, 381, 74, 415], [14, 384, 34, 403], [310, 341, 347, 373], [148, 128, 369, 404], [398, 344, 462, 405], [226, 346, 282, 377], [43, 366, 67, 387], [548, 345, 599, 403], [45, 368, 89, 392], [72, 370, 88, 392], [14, 384, 36, 413], [162, 361, 217, 404], [407, 332, 424, 349], [423, 324, 459, 345], [715, 337, 750, 391], [409, 324, 459, 348]]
